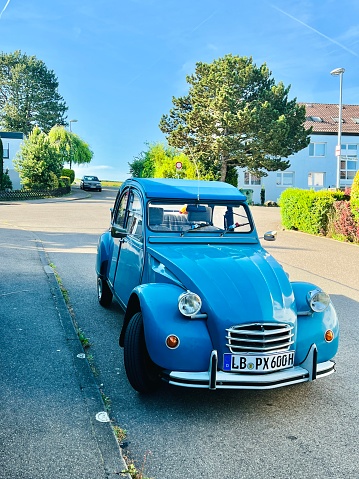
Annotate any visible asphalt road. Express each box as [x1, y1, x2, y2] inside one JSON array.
[[1, 186, 358, 479]]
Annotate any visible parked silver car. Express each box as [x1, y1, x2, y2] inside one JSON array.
[[80, 175, 102, 192]]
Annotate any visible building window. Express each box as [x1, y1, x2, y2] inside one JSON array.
[[341, 144, 358, 153], [307, 116, 323, 122], [308, 172, 325, 187], [276, 171, 294, 186], [340, 158, 358, 181], [309, 143, 326, 157], [244, 171, 261, 186], [2, 143, 9, 158]]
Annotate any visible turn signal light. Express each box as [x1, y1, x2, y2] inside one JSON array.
[[166, 335, 180, 349], [324, 330, 334, 342]]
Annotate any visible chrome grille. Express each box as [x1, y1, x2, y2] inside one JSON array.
[[226, 323, 294, 353]]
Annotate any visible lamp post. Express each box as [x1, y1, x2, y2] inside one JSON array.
[[69, 119, 78, 169], [330, 68, 345, 189]]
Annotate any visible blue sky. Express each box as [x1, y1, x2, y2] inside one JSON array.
[[1, 0, 359, 181]]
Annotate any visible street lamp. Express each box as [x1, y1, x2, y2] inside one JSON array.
[[330, 68, 345, 189], [68, 119, 78, 169]]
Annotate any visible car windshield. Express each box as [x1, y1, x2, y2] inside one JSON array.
[[147, 201, 252, 233], [84, 176, 99, 181]]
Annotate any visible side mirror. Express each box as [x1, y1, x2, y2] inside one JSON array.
[[111, 226, 127, 239], [264, 230, 277, 241]]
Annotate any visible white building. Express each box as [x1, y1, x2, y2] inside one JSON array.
[[237, 103, 359, 204], [1, 132, 24, 190]]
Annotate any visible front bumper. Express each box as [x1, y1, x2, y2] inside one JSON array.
[[161, 344, 336, 390]]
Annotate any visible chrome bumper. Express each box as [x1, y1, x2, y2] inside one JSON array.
[[162, 344, 336, 390]]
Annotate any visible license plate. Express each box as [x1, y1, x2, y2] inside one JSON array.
[[223, 351, 295, 373]]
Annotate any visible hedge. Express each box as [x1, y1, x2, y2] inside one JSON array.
[[0, 185, 71, 201], [279, 188, 347, 235]]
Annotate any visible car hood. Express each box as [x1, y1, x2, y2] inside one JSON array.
[[148, 243, 297, 335]]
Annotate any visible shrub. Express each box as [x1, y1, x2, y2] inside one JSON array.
[[279, 188, 316, 232], [1, 171, 12, 190], [350, 170, 359, 222], [260, 187, 265, 206], [59, 176, 70, 187], [61, 168, 75, 184], [280, 188, 346, 235], [333, 200, 359, 243]]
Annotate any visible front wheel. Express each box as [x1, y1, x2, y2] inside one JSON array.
[[124, 312, 161, 393], [97, 276, 113, 307]]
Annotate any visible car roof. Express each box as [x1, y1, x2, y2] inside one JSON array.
[[122, 178, 247, 201]]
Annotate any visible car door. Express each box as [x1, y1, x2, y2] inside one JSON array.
[[113, 188, 144, 307], [108, 188, 130, 287]]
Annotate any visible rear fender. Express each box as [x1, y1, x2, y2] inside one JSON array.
[[121, 283, 213, 372], [292, 281, 339, 363]]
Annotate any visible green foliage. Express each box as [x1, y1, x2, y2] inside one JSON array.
[[279, 188, 346, 235], [59, 176, 70, 187], [224, 165, 238, 187], [14, 126, 63, 189], [1, 171, 12, 190], [129, 143, 197, 179], [48, 125, 93, 169], [0, 50, 68, 135], [61, 168, 75, 183], [350, 169, 359, 222], [160, 54, 310, 182], [260, 186, 265, 206]]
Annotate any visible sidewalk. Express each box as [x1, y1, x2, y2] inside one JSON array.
[[0, 225, 128, 478]]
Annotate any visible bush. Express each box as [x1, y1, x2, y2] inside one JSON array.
[[1, 172, 12, 190], [59, 176, 70, 187], [350, 170, 359, 222], [333, 201, 359, 243], [279, 188, 346, 235], [61, 168, 75, 184], [260, 187, 265, 206], [279, 188, 316, 232]]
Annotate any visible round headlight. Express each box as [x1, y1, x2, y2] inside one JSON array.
[[307, 289, 331, 313], [178, 291, 202, 317]]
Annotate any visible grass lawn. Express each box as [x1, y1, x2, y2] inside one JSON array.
[[75, 179, 123, 188]]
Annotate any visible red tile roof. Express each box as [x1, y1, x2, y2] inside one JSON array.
[[300, 103, 359, 135]]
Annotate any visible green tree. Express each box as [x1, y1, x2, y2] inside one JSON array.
[[129, 143, 197, 179], [48, 125, 93, 169], [160, 54, 311, 182], [14, 126, 63, 189], [0, 50, 68, 135]]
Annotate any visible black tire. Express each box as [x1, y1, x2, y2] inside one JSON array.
[[124, 312, 161, 393], [97, 276, 113, 307]]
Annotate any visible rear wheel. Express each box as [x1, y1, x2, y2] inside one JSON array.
[[97, 276, 113, 307], [124, 312, 161, 393]]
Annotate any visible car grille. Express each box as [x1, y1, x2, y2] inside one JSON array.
[[226, 323, 294, 353]]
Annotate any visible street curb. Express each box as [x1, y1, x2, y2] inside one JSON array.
[[36, 239, 130, 479]]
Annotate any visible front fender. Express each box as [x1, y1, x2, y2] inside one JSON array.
[[96, 231, 112, 277], [292, 281, 339, 363], [124, 283, 213, 372]]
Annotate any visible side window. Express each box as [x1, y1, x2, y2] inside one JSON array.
[[126, 190, 143, 240], [114, 190, 129, 227]]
